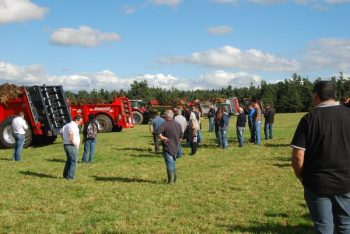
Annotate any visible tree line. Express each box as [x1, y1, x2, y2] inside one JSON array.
[[65, 73, 350, 113]]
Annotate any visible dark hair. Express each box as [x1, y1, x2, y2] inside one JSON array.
[[88, 114, 95, 121], [74, 115, 83, 121], [313, 81, 336, 101]]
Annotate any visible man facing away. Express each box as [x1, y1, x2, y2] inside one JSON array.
[[252, 101, 262, 145], [207, 104, 216, 132], [149, 111, 165, 152], [11, 111, 28, 161], [60, 115, 83, 180], [156, 110, 183, 184], [264, 104, 275, 140], [291, 80, 350, 233], [236, 107, 246, 147], [174, 108, 187, 158], [82, 114, 98, 163], [247, 104, 256, 143]]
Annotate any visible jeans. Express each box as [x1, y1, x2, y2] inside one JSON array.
[[177, 142, 182, 158], [13, 133, 25, 161], [63, 145, 78, 179], [264, 123, 273, 140], [153, 133, 161, 152], [254, 121, 261, 144], [198, 130, 202, 143], [304, 186, 350, 234], [236, 127, 245, 147], [163, 151, 176, 171], [248, 117, 254, 142], [215, 125, 222, 147], [82, 138, 96, 163], [220, 127, 228, 148], [208, 117, 214, 132]]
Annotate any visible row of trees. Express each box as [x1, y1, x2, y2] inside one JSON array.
[[65, 73, 350, 113]]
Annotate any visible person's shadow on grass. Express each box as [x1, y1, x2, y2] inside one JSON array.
[[19, 171, 57, 179], [92, 175, 159, 184]]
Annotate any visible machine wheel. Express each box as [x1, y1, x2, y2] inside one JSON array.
[[132, 111, 144, 125], [0, 116, 32, 148], [96, 115, 113, 133], [33, 135, 57, 145], [113, 125, 123, 132]]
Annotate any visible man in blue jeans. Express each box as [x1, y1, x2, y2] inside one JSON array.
[[207, 105, 215, 132], [60, 115, 83, 180], [291, 81, 350, 233], [264, 104, 275, 140], [11, 112, 28, 161], [82, 114, 98, 163], [252, 101, 262, 145], [156, 110, 183, 184]]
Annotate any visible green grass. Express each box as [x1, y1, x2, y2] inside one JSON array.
[[0, 113, 313, 233]]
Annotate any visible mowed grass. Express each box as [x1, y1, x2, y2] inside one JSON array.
[[0, 113, 313, 233]]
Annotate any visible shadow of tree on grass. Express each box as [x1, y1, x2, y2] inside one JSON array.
[[265, 143, 291, 148], [19, 170, 57, 179], [47, 158, 65, 163], [92, 176, 159, 184], [219, 223, 313, 234], [112, 147, 153, 152]]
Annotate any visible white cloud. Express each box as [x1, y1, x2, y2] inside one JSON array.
[[0, 61, 262, 91], [148, 0, 182, 7], [162, 45, 301, 72], [0, 0, 48, 24], [325, 0, 350, 4], [134, 73, 190, 90], [123, 5, 137, 14], [0, 61, 129, 91], [50, 26, 121, 47], [208, 26, 233, 35], [304, 38, 350, 72], [198, 70, 261, 88]]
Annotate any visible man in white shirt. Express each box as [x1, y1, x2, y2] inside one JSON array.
[[11, 112, 28, 161], [60, 115, 83, 180]]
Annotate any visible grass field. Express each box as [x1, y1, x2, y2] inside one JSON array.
[[0, 113, 314, 233]]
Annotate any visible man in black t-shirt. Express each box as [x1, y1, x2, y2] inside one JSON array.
[[291, 81, 350, 233]]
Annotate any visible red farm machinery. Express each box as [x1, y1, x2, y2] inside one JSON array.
[[69, 97, 134, 133], [0, 85, 71, 148]]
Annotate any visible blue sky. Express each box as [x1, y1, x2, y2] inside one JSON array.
[[0, 0, 349, 91]]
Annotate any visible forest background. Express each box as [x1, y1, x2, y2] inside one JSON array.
[[65, 73, 350, 113]]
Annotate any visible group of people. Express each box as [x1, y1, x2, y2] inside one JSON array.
[[11, 113, 98, 180], [207, 100, 276, 149], [8, 80, 350, 232]]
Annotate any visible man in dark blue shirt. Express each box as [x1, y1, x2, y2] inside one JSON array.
[[149, 111, 165, 152]]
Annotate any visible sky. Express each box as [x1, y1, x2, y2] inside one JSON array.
[[0, 0, 350, 91]]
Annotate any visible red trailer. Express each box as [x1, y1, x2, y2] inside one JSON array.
[[69, 97, 134, 133], [0, 85, 71, 148]]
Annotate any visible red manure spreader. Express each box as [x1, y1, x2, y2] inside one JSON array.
[[69, 97, 134, 133], [0, 85, 71, 148]]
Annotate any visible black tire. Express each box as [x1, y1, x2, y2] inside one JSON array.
[[33, 135, 57, 146], [132, 111, 144, 125], [96, 114, 113, 133], [113, 125, 123, 132], [0, 116, 32, 148]]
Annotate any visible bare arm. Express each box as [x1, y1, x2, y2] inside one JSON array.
[[159, 133, 168, 142], [69, 129, 75, 145], [291, 148, 305, 182]]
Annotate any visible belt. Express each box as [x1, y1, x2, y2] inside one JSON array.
[[64, 144, 74, 146]]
